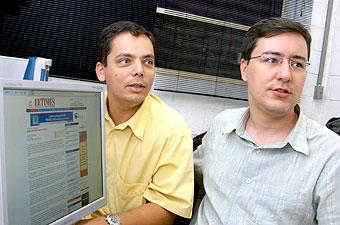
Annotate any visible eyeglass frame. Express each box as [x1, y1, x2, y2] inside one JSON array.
[[247, 52, 310, 72]]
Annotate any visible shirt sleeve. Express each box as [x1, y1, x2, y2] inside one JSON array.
[[143, 130, 194, 218], [315, 149, 340, 224]]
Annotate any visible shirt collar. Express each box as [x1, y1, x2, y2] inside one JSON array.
[[222, 107, 249, 136], [222, 105, 309, 155], [105, 93, 151, 140], [286, 105, 309, 155]]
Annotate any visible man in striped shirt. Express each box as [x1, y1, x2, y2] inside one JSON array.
[[192, 17, 340, 225]]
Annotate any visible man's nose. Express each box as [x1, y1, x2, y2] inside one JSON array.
[[276, 58, 292, 82], [133, 61, 144, 77]]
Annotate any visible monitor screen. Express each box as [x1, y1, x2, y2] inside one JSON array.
[[0, 79, 106, 225]]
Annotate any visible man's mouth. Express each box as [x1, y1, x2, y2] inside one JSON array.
[[274, 88, 290, 94], [129, 84, 145, 87]]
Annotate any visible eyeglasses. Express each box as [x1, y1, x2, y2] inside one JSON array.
[[248, 53, 310, 72]]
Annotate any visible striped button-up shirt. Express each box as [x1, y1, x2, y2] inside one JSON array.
[[192, 106, 340, 225]]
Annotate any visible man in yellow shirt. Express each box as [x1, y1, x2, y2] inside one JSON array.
[[77, 21, 194, 225]]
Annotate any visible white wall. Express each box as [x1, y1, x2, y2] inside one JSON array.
[[152, 0, 340, 136], [151, 87, 248, 136], [299, 0, 340, 124], [322, 0, 340, 122]]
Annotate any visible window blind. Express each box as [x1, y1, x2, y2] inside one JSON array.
[[154, 0, 314, 100], [0, 0, 157, 81]]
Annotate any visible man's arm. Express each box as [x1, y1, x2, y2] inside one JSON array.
[[76, 202, 175, 225], [315, 150, 340, 224]]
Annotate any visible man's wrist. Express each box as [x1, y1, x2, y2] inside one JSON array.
[[105, 214, 121, 225]]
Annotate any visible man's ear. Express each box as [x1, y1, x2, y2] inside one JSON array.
[[96, 62, 106, 82], [240, 58, 248, 82]]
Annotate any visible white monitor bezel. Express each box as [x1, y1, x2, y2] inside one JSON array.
[[0, 78, 106, 225]]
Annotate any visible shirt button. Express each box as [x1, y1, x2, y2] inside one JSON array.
[[246, 179, 251, 184], [256, 149, 261, 154], [235, 206, 240, 212]]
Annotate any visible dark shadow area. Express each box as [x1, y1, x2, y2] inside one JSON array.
[[0, 0, 157, 81]]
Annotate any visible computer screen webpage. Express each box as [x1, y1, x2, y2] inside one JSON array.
[[3, 88, 104, 225]]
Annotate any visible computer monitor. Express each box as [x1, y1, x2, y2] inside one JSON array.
[[0, 79, 106, 225]]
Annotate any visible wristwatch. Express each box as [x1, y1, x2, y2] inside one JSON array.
[[105, 214, 121, 225]]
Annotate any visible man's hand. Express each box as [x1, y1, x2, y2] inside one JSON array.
[[74, 202, 175, 225]]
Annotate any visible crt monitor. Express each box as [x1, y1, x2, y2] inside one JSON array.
[[0, 79, 106, 225]]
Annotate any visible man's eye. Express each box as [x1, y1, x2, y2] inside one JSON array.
[[145, 60, 154, 65], [291, 61, 304, 68], [119, 59, 129, 64], [266, 57, 278, 63]]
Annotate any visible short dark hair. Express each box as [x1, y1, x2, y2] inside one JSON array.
[[241, 17, 312, 61], [98, 21, 155, 66]]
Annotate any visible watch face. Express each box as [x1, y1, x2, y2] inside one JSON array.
[[106, 214, 121, 225]]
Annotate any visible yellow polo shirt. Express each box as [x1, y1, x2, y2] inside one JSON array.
[[92, 93, 194, 218]]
